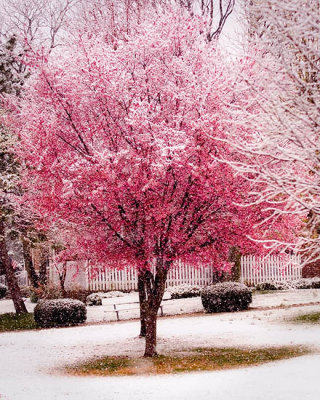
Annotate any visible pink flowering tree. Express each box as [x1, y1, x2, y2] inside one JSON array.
[[10, 12, 278, 356]]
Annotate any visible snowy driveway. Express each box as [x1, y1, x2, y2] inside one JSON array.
[[1, 300, 320, 400]]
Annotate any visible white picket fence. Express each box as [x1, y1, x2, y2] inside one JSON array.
[[87, 254, 303, 290], [88, 260, 215, 291], [1, 254, 303, 290], [240, 254, 302, 286]]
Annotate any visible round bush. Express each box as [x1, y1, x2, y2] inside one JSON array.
[[201, 282, 252, 313], [34, 299, 87, 328], [86, 293, 102, 306], [0, 283, 7, 299]]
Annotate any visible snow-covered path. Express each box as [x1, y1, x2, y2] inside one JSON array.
[[1, 300, 320, 400]]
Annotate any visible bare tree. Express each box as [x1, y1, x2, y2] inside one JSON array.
[[167, 1, 236, 41], [74, 0, 236, 42], [223, 0, 320, 263], [0, 0, 77, 51]]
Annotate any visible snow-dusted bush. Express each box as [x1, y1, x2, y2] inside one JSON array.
[[98, 291, 125, 298], [293, 279, 311, 289], [34, 299, 86, 328], [310, 278, 320, 289], [201, 282, 252, 313], [0, 283, 7, 299], [254, 278, 320, 291], [292, 277, 320, 289], [255, 281, 291, 291], [86, 293, 102, 306], [166, 284, 201, 299]]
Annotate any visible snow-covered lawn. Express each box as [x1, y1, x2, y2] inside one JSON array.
[[1, 288, 320, 322], [0, 290, 320, 399]]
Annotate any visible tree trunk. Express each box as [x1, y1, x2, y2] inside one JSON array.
[[22, 238, 39, 288], [0, 220, 27, 314], [144, 308, 158, 357], [138, 272, 147, 337], [139, 258, 170, 357], [229, 246, 241, 282], [58, 262, 67, 297], [39, 246, 49, 286]]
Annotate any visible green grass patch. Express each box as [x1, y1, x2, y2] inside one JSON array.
[[67, 346, 309, 376], [0, 312, 38, 332], [291, 312, 320, 324]]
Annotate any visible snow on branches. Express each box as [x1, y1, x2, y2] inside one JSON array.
[[8, 11, 268, 272], [222, 0, 319, 262]]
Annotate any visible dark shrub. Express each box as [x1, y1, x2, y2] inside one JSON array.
[[201, 282, 252, 313], [86, 293, 102, 306], [311, 278, 320, 289], [293, 279, 313, 289], [293, 278, 320, 289], [255, 281, 289, 291], [167, 284, 201, 299], [34, 299, 86, 328], [0, 283, 7, 299]]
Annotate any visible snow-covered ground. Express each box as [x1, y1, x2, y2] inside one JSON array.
[[1, 288, 320, 322], [0, 290, 320, 400]]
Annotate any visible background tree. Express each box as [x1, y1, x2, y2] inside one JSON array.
[[220, 0, 319, 262], [0, 0, 77, 51], [74, 0, 236, 42], [0, 0, 78, 303], [0, 127, 27, 313], [0, 36, 31, 313]]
